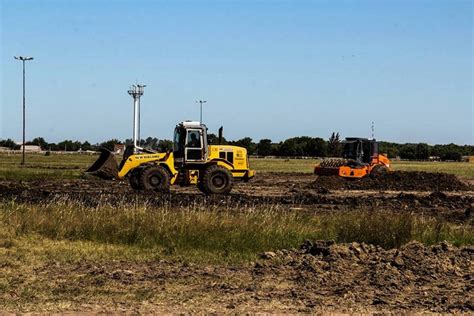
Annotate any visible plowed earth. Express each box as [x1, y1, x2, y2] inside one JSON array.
[[3, 241, 472, 313], [1, 171, 473, 313], [1, 171, 472, 223]]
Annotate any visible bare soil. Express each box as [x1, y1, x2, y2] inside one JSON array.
[[1, 171, 472, 224], [3, 241, 472, 313], [1, 171, 473, 312], [309, 171, 471, 191]]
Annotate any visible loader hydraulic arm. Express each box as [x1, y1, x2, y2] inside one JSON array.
[[117, 152, 178, 179]]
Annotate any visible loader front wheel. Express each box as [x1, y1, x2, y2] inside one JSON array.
[[139, 165, 170, 192], [129, 168, 143, 190], [201, 165, 233, 194]]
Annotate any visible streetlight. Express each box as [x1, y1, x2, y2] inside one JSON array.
[[128, 84, 146, 152], [196, 100, 207, 124], [14, 56, 34, 165]]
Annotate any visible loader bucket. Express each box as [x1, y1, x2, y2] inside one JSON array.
[[85, 148, 119, 179]]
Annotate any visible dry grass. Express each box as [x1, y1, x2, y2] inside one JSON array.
[[1, 200, 471, 264]]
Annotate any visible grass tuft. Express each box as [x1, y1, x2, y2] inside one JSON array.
[[1, 200, 472, 263]]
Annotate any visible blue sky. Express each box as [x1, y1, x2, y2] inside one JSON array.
[[1, 0, 472, 144]]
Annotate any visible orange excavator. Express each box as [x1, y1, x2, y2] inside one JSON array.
[[314, 137, 390, 178]]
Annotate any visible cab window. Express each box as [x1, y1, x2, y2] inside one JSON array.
[[173, 127, 185, 152], [187, 131, 201, 148]]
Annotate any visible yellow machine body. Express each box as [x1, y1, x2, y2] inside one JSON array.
[[116, 145, 255, 183], [86, 121, 255, 194], [117, 152, 179, 183]]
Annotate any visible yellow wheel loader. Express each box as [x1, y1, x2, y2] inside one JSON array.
[[86, 121, 255, 194]]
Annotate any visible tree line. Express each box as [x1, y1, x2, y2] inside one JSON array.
[[0, 133, 472, 161]]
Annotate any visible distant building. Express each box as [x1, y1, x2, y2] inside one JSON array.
[[20, 145, 42, 152], [469, 156, 474, 163]]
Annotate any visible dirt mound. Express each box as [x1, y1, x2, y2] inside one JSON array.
[[256, 240, 473, 312], [9, 240, 472, 313], [309, 171, 470, 191]]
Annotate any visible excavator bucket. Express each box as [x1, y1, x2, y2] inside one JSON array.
[[85, 148, 119, 179]]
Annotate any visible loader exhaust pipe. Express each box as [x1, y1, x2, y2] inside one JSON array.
[[218, 126, 223, 145]]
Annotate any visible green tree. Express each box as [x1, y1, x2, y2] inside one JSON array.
[[30, 137, 47, 149], [399, 144, 417, 160], [256, 139, 273, 156], [415, 143, 430, 160], [81, 141, 93, 151], [327, 132, 342, 157], [207, 133, 227, 145], [379, 141, 399, 158], [440, 143, 463, 161], [278, 137, 327, 157], [99, 139, 122, 151], [232, 137, 255, 155], [157, 139, 173, 152], [0, 138, 18, 149]]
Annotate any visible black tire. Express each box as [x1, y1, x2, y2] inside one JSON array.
[[370, 165, 389, 178], [129, 168, 143, 190], [197, 182, 206, 194], [139, 165, 170, 192], [200, 165, 234, 194]]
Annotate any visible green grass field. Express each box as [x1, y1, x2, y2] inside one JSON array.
[[0, 153, 95, 180], [0, 153, 473, 180], [250, 158, 474, 178]]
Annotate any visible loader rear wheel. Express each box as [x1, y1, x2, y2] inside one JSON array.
[[201, 165, 233, 194], [370, 165, 389, 178], [139, 165, 170, 192]]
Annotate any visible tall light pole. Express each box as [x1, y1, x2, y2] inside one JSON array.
[[128, 84, 146, 153], [196, 100, 207, 124], [14, 56, 34, 165]]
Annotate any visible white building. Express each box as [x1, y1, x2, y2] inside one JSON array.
[[19, 145, 42, 152]]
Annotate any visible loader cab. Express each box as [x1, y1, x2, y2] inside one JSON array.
[[342, 138, 378, 164], [173, 121, 208, 165]]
